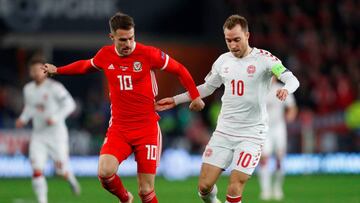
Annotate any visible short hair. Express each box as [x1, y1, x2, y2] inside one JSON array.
[[28, 58, 45, 68], [109, 12, 135, 32], [223, 15, 249, 32]]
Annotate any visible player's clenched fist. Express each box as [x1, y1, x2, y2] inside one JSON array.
[[41, 63, 58, 76], [189, 97, 205, 112], [276, 89, 288, 101]]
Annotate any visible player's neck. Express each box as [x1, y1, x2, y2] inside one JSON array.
[[242, 46, 253, 58], [35, 78, 46, 86]]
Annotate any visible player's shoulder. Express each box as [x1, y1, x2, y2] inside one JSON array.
[[215, 52, 234, 64], [96, 44, 115, 56], [135, 42, 158, 54], [46, 79, 65, 90], [24, 81, 35, 91], [254, 47, 280, 62]]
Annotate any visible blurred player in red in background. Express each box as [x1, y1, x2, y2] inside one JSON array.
[[42, 12, 204, 203], [16, 59, 80, 203]]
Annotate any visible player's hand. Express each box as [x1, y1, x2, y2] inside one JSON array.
[[46, 118, 55, 126], [15, 119, 25, 128], [155, 97, 176, 111], [41, 63, 58, 76], [189, 97, 205, 112], [276, 89, 288, 101]]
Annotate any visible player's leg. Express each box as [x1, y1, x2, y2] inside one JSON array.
[[198, 163, 222, 203], [273, 129, 287, 200], [50, 134, 81, 196], [199, 133, 234, 203], [258, 136, 272, 200], [98, 134, 133, 203], [226, 138, 262, 203], [29, 139, 48, 203], [137, 173, 157, 203], [134, 122, 161, 203], [225, 170, 249, 203]]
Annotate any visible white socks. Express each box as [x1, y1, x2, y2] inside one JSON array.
[[258, 165, 271, 198], [32, 176, 48, 203], [199, 184, 219, 203], [65, 172, 81, 195]]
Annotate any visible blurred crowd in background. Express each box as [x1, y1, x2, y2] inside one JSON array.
[[0, 0, 359, 156]]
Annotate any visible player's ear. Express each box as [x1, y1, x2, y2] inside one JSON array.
[[245, 31, 250, 40], [109, 33, 114, 41]]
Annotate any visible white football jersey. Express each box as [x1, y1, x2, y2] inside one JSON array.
[[267, 82, 296, 128], [205, 48, 286, 139], [19, 78, 75, 137]]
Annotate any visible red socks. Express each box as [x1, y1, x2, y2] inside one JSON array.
[[226, 195, 242, 203], [139, 190, 158, 203], [99, 174, 129, 202]]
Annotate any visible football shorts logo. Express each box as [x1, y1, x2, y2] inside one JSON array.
[[204, 148, 213, 157], [133, 61, 142, 72]]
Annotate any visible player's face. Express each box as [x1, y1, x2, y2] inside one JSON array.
[[224, 24, 250, 58], [110, 28, 135, 56], [29, 63, 47, 83]]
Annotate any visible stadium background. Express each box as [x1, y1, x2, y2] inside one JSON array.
[[0, 0, 359, 202]]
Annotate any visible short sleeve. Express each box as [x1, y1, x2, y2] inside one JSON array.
[[149, 46, 169, 70], [204, 57, 223, 88]]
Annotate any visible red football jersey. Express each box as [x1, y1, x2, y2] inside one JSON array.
[[90, 43, 168, 131]]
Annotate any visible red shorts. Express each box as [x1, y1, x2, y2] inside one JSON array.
[[100, 122, 162, 174]]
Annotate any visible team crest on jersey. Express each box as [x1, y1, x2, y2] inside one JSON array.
[[204, 148, 213, 157], [133, 61, 142, 72], [247, 65, 256, 77]]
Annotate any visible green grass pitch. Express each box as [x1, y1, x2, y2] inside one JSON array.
[[1, 175, 359, 203]]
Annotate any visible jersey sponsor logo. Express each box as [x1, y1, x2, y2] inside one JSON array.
[[108, 64, 115, 70], [247, 65, 256, 77], [133, 61, 142, 72], [204, 148, 213, 157], [120, 65, 128, 71]]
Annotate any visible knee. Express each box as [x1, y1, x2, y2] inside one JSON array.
[[98, 164, 117, 178], [198, 180, 213, 194], [138, 182, 154, 195], [227, 176, 249, 194]]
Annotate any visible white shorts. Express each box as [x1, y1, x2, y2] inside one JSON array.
[[202, 131, 264, 175], [29, 134, 69, 174], [262, 124, 287, 157]]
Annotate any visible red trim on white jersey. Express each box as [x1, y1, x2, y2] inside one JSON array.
[[90, 58, 102, 71], [150, 70, 158, 96], [156, 123, 162, 167], [160, 54, 169, 70]]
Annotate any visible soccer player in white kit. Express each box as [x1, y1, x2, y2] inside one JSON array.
[[15, 59, 81, 203], [155, 15, 299, 203], [258, 78, 298, 201]]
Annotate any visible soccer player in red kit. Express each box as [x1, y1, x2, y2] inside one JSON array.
[[42, 12, 205, 203]]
